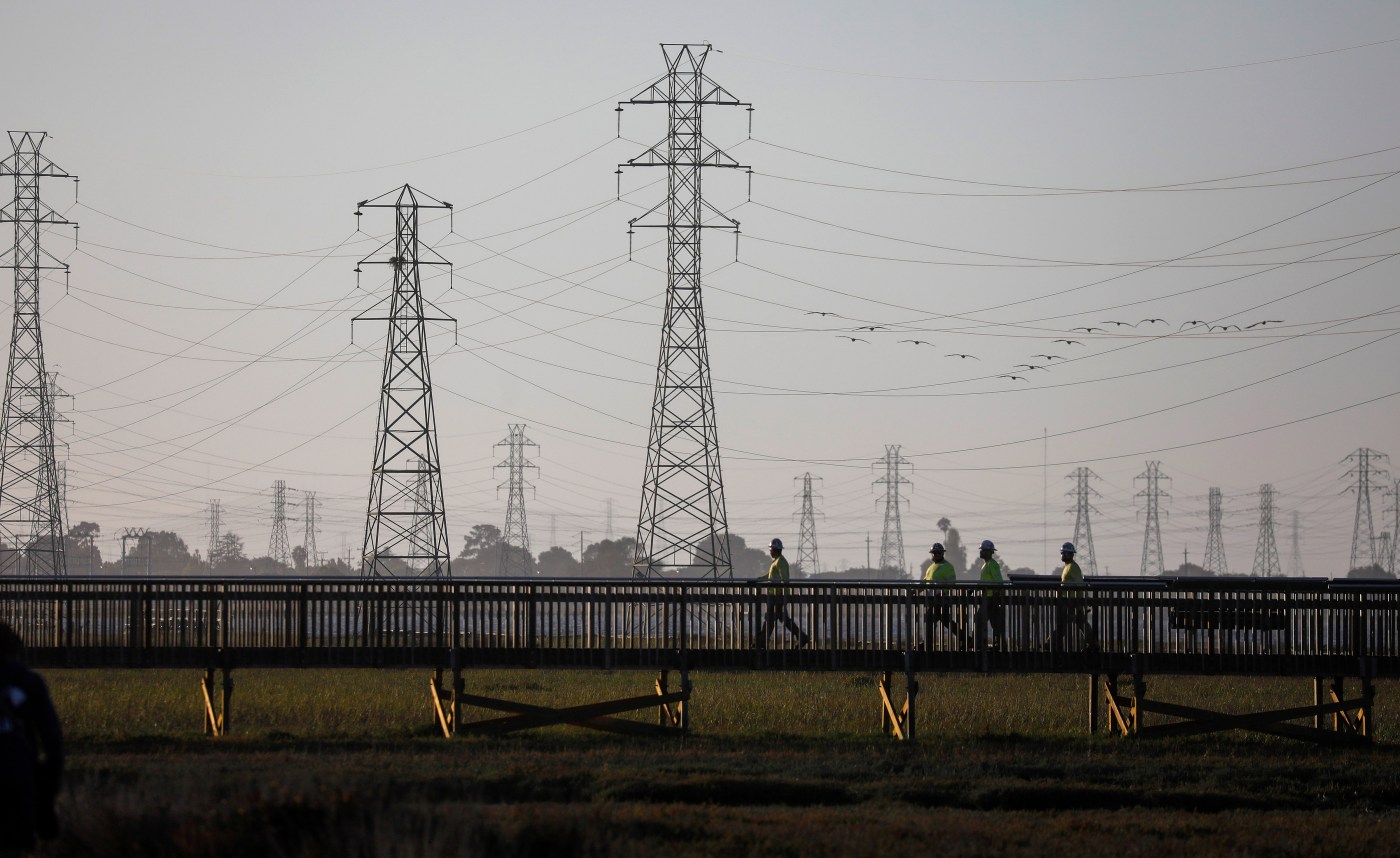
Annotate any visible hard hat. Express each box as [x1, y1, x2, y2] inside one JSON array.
[[980, 539, 996, 551], [930, 543, 945, 553], [769, 538, 783, 550], [1061, 542, 1076, 554]]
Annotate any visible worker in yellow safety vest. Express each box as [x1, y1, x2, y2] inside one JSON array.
[[753, 539, 810, 649], [1053, 542, 1098, 654], [922, 543, 963, 648], [974, 539, 1006, 643]]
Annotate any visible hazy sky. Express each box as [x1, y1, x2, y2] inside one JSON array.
[[5, 1, 1400, 575]]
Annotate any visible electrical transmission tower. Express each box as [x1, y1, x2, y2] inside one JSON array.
[[303, 491, 319, 569], [495, 424, 538, 577], [793, 472, 822, 577], [206, 500, 222, 568], [620, 44, 749, 579], [1251, 484, 1281, 577], [1342, 448, 1389, 571], [0, 132, 76, 577], [353, 186, 455, 579], [268, 479, 291, 567], [1135, 461, 1170, 576], [1203, 486, 1229, 575], [1384, 481, 1400, 576], [41, 371, 71, 544], [873, 446, 912, 573], [1065, 467, 1101, 576], [1288, 510, 1305, 577], [605, 498, 614, 540]]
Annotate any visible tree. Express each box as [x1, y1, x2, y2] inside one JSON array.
[[537, 546, 580, 577], [66, 521, 102, 574], [292, 545, 307, 572], [458, 524, 502, 576], [581, 538, 637, 577], [1348, 564, 1394, 579], [942, 522, 968, 574], [729, 535, 770, 580], [214, 532, 246, 572], [144, 531, 193, 576]]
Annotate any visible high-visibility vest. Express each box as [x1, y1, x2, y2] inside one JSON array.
[[765, 554, 791, 596], [925, 560, 956, 583], [979, 557, 1003, 583], [1061, 560, 1084, 585]]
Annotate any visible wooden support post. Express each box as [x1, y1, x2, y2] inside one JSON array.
[[877, 670, 914, 741], [905, 659, 918, 743], [201, 666, 231, 737], [1314, 677, 1325, 731], [1089, 673, 1099, 734], [1360, 675, 1374, 739], [1332, 676, 1345, 733], [1131, 674, 1146, 737], [430, 665, 465, 738]]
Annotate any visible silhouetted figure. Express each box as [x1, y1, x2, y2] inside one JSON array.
[[1052, 542, 1099, 655], [922, 542, 963, 648], [0, 623, 63, 853], [753, 539, 809, 648]]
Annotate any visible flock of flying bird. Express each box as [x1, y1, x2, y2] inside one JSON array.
[[813, 313, 1285, 383]]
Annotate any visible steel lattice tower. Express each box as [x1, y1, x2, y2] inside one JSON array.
[[303, 491, 319, 568], [1342, 448, 1389, 571], [37, 371, 71, 552], [605, 499, 614, 540], [793, 472, 822, 577], [1135, 461, 1170, 576], [1203, 486, 1229, 574], [268, 479, 291, 567], [207, 500, 222, 567], [495, 424, 538, 577], [1251, 483, 1281, 577], [873, 446, 911, 573], [1288, 510, 1305, 577], [0, 132, 75, 577], [1065, 467, 1101, 576], [354, 186, 455, 579], [620, 44, 750, 579], [1384, 482, 1400, 576]]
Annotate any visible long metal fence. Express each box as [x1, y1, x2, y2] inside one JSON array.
[[1, 576, 1396, 677]]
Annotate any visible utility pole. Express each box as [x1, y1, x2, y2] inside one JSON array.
[[550, 514, 557, 551], [267, 479, 291, 568], [1343, 448, 1389, 571], [495, 424, 538, 576], [1065, 467, 1101, 576], [605, 498, 614, 540], [354, 185, 455, 579], [1203, 486, 1229, 575], [621, 44, 749, 579], [0, 132, 76, 577], [1135, 461, 1170, 577], [302, 491, 319, 569], [873, 445, 912, 574], [206, 500, 222, 570], [793, 472, 822, 577], [1251, 483, 1281, 577], [865, 534, 871, 570], [1288, 510, 1305, 577]]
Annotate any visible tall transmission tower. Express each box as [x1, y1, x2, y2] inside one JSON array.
[[0, 132, 76, 577], [1342, 448, 1389, 571], [1251, 483, 1281, 577], [1203, 486, 1229, 575], [302, 491, 319, 569], [873, 445, 912, 573], [353, 186, 455, 579], [41, 371, 71, 544], [206, 500, 222, 568], [1065, 467, 1101, 576], [1384, 481, 1400, 576], [605, 498, 614, 540], [1135, 461, 1170, 576], [620, 44, 749, 579], [268, 479, 291, 567], [1288, 510, 1305, 577], [793, 472, 822, 577], [495, 424, 538, 577]]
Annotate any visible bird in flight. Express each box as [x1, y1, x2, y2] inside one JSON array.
[[997, 375, 1028, 382], [854, 325, 888, 332], [1209, 324, 1240, 332], [1179, 320, 1206, 329], [1245, 320, 1283, 329], [1139, 318, 1167, 326], [1071, 327, 1105, 334], [1052, 339, 1083, 346], [805, 311, 838, 316], [946, 353, 978, 360], [898, 339, 933, 346], [838, 336, 869, 343], [1101, 320, 1133, 328], [1014, 364, 1048, 372], [1032, 354, 1064, 361]]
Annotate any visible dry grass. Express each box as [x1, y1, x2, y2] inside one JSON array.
[[32, 669, 1400, 856]]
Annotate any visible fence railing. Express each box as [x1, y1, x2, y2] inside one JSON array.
[[1, 576, 1396, 676]]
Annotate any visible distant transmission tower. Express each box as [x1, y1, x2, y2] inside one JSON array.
[[41, 372, 71, 541], [1203, 487, 1229, 574], [0, 132, 76, 577], [620, 44, 749, 579], [354, 185, 455, 579], [302, 491, 319, 568], [1065, 467, 1101, 576], [1135, 461, 1170, 576], [605, 498, 614, 540], [495, 424, 538, 576], [873, 445, 912, 573], [1342, 448, 1389, 571], [793, 472, 822, 577], [206, 500, 222, 568], [1384, 482, 1400, 576], [268, 479, 291, 567], [1251, 484, 1281, 577], [1288, 510, 1305, 577]]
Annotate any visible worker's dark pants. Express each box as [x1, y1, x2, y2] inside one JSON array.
[[975, 593, 1005, 642], [1053, 601, 1097, 652], [756, 596, 804, 646], [923, 594, 964, 648]]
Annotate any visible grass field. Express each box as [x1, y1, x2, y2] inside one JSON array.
[[33, 669, 1400, 856]]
